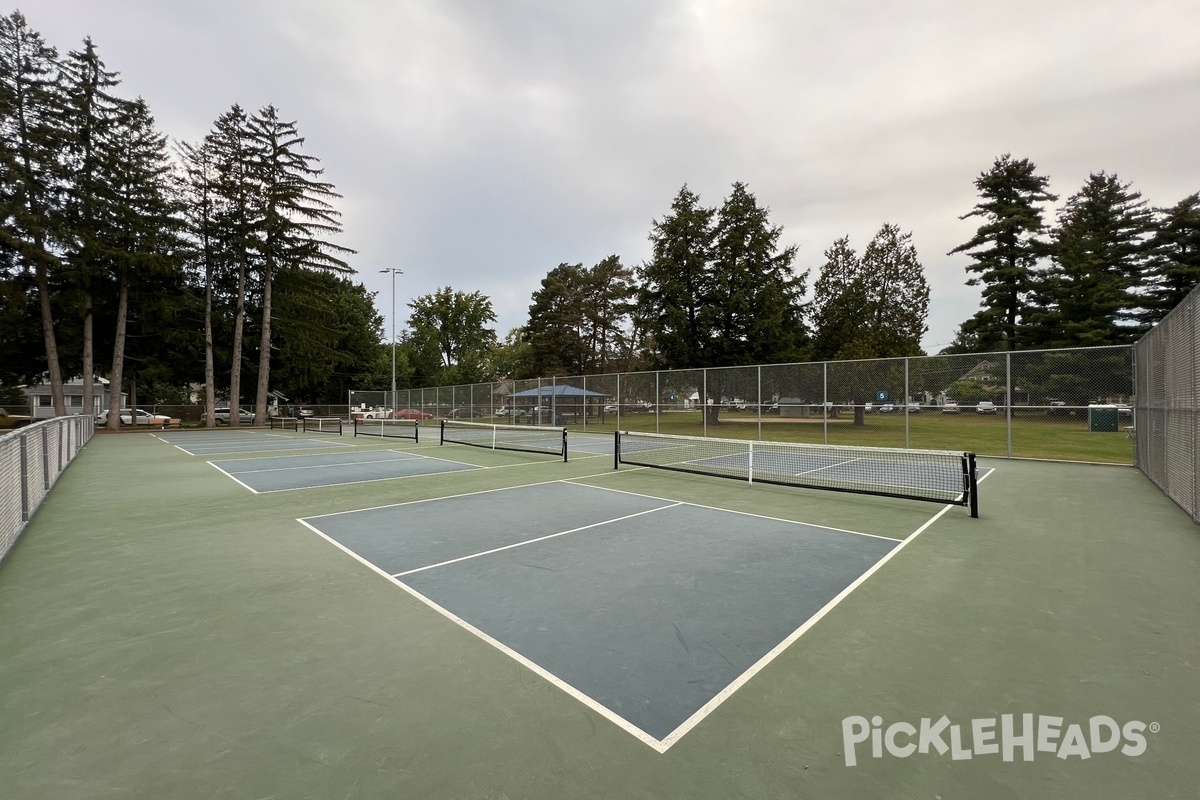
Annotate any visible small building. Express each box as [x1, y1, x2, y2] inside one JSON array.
[[23, 376, 126, 419], [777, 397, 810, 418]]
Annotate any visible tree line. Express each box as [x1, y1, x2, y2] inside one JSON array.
[[947, 154, 1199, 352], [6, 9, 1198, 413], [0, 11, 384, 425], [402, 156, 1197, 388], [394, 182, 931, 390]]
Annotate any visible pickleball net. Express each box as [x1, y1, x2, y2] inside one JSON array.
[[302, 417, 343, 435], [614, 430, 978, 516], [353, 417, 419, 442], [440, 419, 568, 462]]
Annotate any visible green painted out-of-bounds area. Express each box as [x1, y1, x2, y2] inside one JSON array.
[[1, 431, 1196, 800]]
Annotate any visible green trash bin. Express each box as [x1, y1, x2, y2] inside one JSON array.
[[1088, 404, 1119, 432]]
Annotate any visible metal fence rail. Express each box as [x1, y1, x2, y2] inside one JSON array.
[[0, 415, 94, 566], [1135, 287, 1199, 523], [350, 344, 1135, 465]]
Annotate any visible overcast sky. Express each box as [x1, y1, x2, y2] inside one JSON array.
[[32, 0, 1200, 353]]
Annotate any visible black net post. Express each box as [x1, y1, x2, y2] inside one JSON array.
[[966, 452, 979, 518], [614, 430, 621, 470]]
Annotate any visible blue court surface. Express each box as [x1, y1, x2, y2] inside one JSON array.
[[167, 435, 353, 456], [209, 449, 479, 492], [299, 480, 902, 748]]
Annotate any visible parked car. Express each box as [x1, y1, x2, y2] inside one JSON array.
[[448, 406, 483, 418], [941, 401, 960, 414], [1047, 399, 1071, 417], [214, 407, 255, 425], [602, 404, 619, 414], [96, 408, 173, 426], [878, 403, 896, 413], [292, 407, 315, 419], [976, 401, 998, 414], [391, 408, 433, 421], [906, 402, 922, 413], [0, 407, 33, 430]]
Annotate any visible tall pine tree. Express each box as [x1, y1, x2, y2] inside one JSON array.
[[60, 36, 125, 419], [0, 11, 69, 413], [707, 182, 808, 367], [948, 154, 1056, 351], [101, 99, 183, 428], [637, 185, 715, 369], [1028, 172, 1153, 347], [245, 105, 354, 421], [1142, 192, 1200, 324]]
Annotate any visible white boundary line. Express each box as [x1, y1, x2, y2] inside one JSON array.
[[793, 456, 861, 476], [298, 469, 622, 520], [178, 438, 354, 456], [560, 480, 901, 543], [206, 460, 261, 494], [234, 463, 482, 494], [393, 503, 682, 577], [298, 467, 997, 753], [222, 453, 430, 475], [655, 502, 953, 748], [656, 466, 997, 748], [296, 518, 669, 750], [207, 451, 483, 494]]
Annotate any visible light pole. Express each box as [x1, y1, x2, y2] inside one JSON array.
[[380, 268, 403, 412]]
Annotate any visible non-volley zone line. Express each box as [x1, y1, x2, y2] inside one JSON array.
[[177, 436, 354, 456], [299, 481, 912, 751], [208, 449, 480, 493]]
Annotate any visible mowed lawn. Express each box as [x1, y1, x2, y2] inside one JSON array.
[[543, 409, 1135, 464]]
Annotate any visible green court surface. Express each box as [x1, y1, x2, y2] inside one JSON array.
[[2, 430, 1198, 799]]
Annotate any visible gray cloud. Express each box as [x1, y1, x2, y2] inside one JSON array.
[[35, 0, 1200, 352]]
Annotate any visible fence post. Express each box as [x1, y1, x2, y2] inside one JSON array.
[[757, 365, 762, 441], [19, 431, 29, 522], [822, 361, 828, 445], [655, 372, 660, 434], [904, 357, 910, 449], [702, 370, 707, 438], [42, 425, 50, 489], [1006, 352, 1013, 459]]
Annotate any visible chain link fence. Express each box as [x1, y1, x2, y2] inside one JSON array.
[[344, 345, 1132, 464], [1, 415, 94, 566], [115, 345, 1138, 465], [1134, 287, 1199, 522]]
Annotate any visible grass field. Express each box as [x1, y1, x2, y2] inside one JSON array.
[[519, 409, 1136, 465]]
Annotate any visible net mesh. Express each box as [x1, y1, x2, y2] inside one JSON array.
[[269, 417, 298, 431], [353, 418, 419, 441], [303, 417, 343, 435], [616, 430, 977, 511], [440, 419, 568, 461]]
